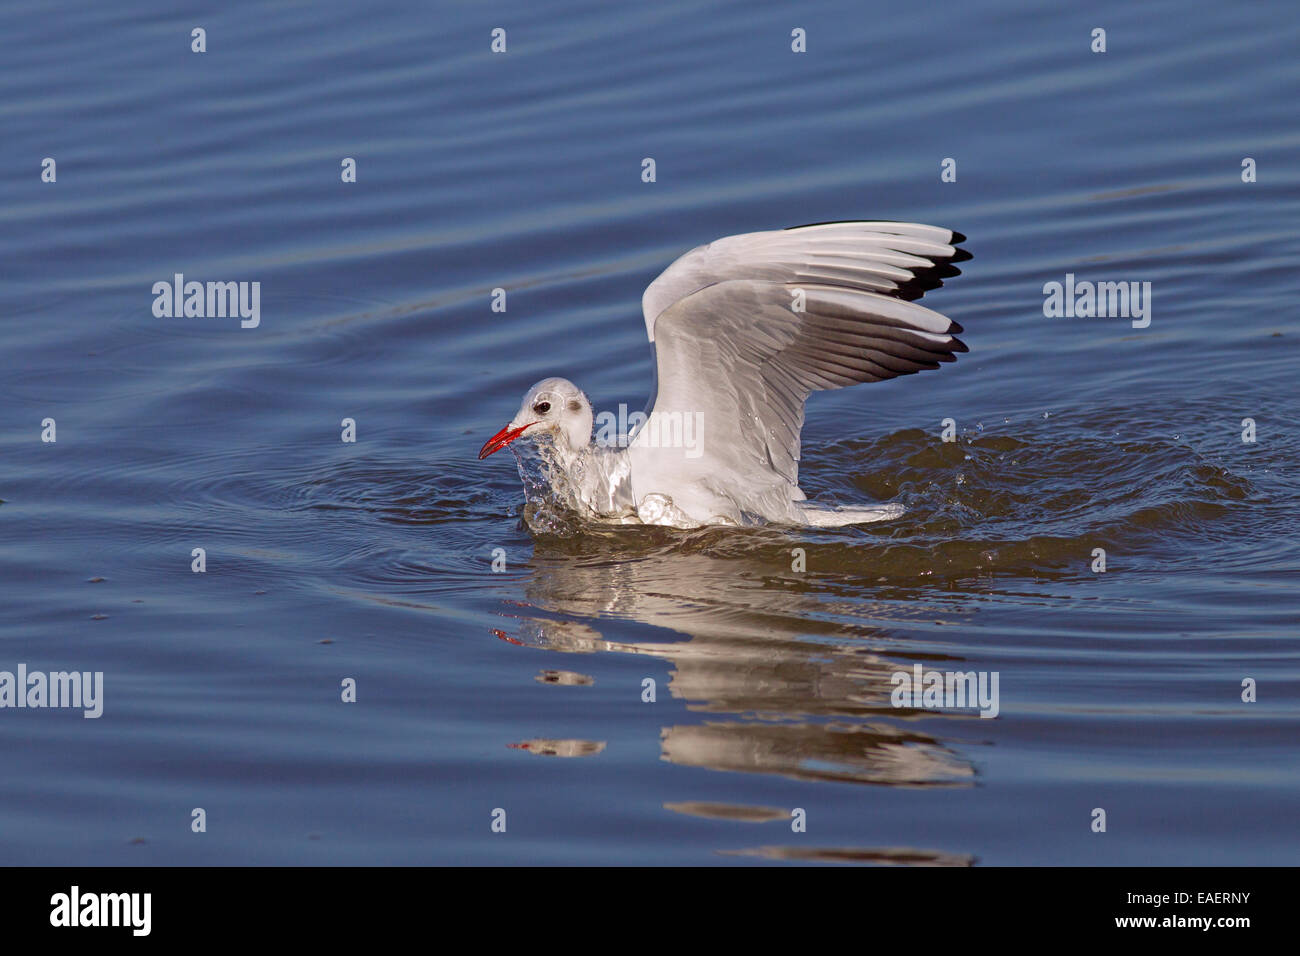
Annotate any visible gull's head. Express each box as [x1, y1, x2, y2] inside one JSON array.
[[478, 377, 593, 460]]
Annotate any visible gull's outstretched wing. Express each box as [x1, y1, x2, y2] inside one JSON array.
[[632, 222, 969, 501]]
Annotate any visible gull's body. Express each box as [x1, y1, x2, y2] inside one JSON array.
[[479, 221, 970, 528]]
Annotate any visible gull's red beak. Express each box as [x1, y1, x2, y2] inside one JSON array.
[[478, 422, 537, 460]]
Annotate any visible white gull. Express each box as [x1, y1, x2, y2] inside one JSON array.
[[479, 220, 970, 528]]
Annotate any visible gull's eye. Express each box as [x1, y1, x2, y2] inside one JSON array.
[[532, 401, 551, 415]]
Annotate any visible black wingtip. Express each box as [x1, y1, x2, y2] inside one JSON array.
[[949, 247, 973, 263], [950, 337, 970, 353], [785, 219, 866, 230], [948, 320, 965, 334], [784, 221, 969, 244]]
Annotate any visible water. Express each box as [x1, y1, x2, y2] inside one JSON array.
[[1, 0, 1298, 865]]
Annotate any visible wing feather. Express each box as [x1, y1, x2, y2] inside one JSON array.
[[634, 221, 970, 501]]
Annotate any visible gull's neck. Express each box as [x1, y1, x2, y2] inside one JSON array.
[[531, 436, 634, 518]]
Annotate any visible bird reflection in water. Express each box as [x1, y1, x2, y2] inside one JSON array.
[[494, 532, 981, 790]]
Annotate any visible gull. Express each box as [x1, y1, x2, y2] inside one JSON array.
[[478, 220, 970, 528]]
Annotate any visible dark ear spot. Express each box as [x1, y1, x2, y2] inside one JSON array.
[[567, 400, 582, 413]]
